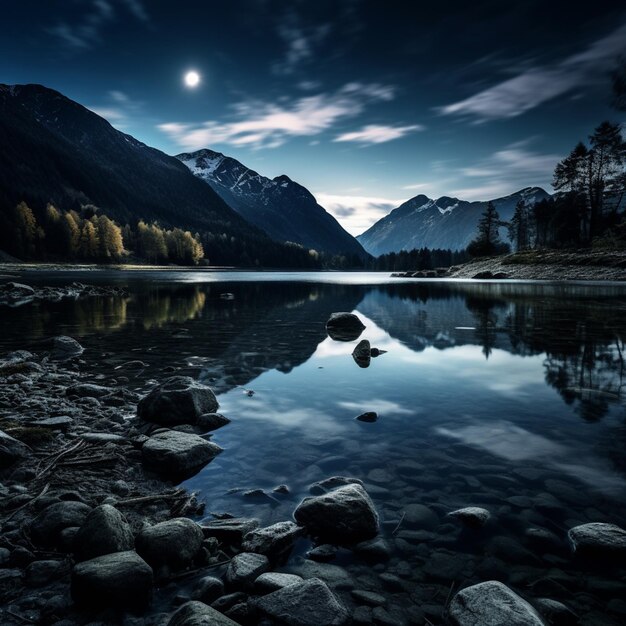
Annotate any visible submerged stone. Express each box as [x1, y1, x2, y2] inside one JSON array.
[[448, 507, 491, 528]]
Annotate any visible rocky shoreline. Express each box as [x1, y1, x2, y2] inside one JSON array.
[[2, 308, 626, 625], [392, 249, 626, 282]]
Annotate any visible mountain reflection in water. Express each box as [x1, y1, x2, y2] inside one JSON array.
[[3, 272, 626, 622]]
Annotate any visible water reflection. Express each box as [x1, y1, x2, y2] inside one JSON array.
[[3, 273, 626, 620]]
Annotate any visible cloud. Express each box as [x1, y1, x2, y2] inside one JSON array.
[[334, 123, 424, 145], [158, 83, 396, 151], [272, 12, 331, 75], [88, 90, 143, 128], [448, 139, 562, 199], [47, 0, 149, 50], [315, 192, 404, 235], [439, 22, 626, 121]]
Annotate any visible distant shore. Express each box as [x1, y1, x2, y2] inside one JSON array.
[[392, 249, 626, 282]]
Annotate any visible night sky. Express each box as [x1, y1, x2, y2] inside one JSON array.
[[2, 1, 626, 234]]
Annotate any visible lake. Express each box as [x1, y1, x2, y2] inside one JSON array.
[[2, 270, 626, 624]]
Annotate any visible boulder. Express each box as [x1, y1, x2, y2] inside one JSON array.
[[73, 504, 134, 562], [294, 484, 379, 544], [196, 412, 230, 432], [448, 580, 545, 626], [241, 521, 304, 557], [142, 430, 222, 479], [254, 577, 348, 626], [225, 552, 269, 588], [30, 501, 92, 548], [403, 503, 439, 529], [168, 601, 239, 626], [137, 376, 219, 426], [0, 429, 30, 469], [71, 551, 153, 610], [352, 340, 371, 368], [568, 522, 626, 557], [326, 312, 366, 342], [136, 518, 204, 571], [191, 575, 225, 604], [255, 572, 303, 594], [448, 507, 491, 529], [51, 336, 84, 359], [200, 517, 259, 544]]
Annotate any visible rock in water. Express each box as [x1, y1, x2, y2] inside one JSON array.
[[0, 429, 30, 469], [255, 577, 348, 626], [241, 521, 304, 557], [448, 507, 491, 529], [196, 412, 230, 432], [225, 552, 269, 588], [137, 376, 219, 425], [30, 501, 92, 549], [294, 484, 379, 544], [136, 518, 204, 571], [51, 336, 84, 359], [356, 412, 378, 423], [142, 430, 222, 479], [352, 340, 371, 368], [448, 580, 545, 626], [71, 551, 153, 610], [73, 504, 134, 562], [326, 312, 366, 342], [168, 601, 239, 626], [568, 522, 626, 557]]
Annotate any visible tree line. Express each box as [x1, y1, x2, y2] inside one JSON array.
[[469, 84, 626, 256], [0, 201, 206, 265], [367, 247, 469, 271]]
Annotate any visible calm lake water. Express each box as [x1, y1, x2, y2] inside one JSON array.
[[2, 270, 626, 624]]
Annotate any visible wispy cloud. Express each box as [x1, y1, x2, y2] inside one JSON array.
[[47, 0, 149, 50], [272, 11, 331, 75], [158, 83, 396, 150], [448, 139, 561, 199], [334, 123, 424, 145], [88, 90, 143, 129], [315, 192, 404, 235], [439, 22, 626, 121]]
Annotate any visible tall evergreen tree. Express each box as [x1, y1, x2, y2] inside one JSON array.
[[467, 202, 507, 257]]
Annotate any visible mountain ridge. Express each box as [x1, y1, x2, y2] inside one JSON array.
[[177, 148, 368, 259], [0, 84, 320, 266], [357, 187, 550, 256]]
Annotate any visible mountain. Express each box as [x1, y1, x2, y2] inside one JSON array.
[[177, 148, 368, 259], [357, 187, 551, 256], [0, 84, 316, 266]]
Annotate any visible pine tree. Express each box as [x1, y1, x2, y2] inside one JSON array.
[[78, 220, 100, 259], [467, 202, 506, 257], [509, 199, 532, 251]]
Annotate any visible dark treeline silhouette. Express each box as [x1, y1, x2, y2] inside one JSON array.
[[367, 247, 469, 271], [467, 119, 626, 257], [0, 200, 350, 268], [0, 201, 332, 267]]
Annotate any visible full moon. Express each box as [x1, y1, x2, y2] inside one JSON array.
[[184, 70, 200, 88]]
